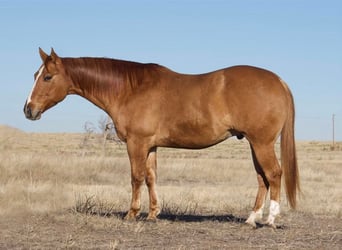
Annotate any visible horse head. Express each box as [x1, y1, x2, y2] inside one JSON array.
[[23, 48, 72, 120]]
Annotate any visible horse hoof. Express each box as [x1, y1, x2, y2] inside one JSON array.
[[265, 221, 277, 229], [245, 219, 257, 229], [124, 215, 136, 221], [124, 210, 139, 221], [146, 207, 160, 221], [146, 216, 158, 222]]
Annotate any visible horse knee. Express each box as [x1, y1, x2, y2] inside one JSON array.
[[145, 175, 155, 188], [131, 174, 144, 187]]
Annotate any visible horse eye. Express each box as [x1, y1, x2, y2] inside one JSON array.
[[43, 75, 52, 81]]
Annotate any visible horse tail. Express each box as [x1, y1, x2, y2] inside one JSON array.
[[281, 80, 300, 209]]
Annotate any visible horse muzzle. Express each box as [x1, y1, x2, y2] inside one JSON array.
[[23, 101, 42, 120]]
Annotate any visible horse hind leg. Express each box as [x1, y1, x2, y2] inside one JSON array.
[[246, 144, 269, 228], [246, 143, 282, 228]]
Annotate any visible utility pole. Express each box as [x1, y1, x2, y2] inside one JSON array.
[[332, 114, 335, 150]]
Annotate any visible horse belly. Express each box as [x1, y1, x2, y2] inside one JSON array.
[[157, 86, 233, 148], [158, 115, 232, 149]]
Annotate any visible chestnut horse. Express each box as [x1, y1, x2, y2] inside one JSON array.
[[24, 48, 299, 228]]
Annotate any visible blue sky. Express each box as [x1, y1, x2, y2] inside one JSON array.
[[0, 0, 341, 141]]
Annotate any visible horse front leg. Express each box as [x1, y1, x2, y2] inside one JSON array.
[[124, 140, 148, 220], [145, 147, 160, 220]]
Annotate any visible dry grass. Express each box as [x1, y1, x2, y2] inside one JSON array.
[[0, 125, 341, 249]]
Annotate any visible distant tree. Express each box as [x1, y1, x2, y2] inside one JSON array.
[[81, 116, 123, 152], [80, 121, 96, 149], [98, 115, 108, 134], [99, 115, 123, 145]]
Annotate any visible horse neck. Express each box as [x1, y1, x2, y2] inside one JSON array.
[[63, 57, 145, 114]]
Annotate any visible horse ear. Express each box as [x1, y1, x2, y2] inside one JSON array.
[[39, 47, 48, 62], [50, 48, 62, 64]]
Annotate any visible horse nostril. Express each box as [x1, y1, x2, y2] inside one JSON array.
[[24, 101, 32, 118], [28, 107, 32, 118], [23, 101, 42, 120]]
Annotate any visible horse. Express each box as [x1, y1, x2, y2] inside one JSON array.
[[23, 48, 299, 228]]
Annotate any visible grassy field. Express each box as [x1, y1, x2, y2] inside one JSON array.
[[0, 125, 341, 249]]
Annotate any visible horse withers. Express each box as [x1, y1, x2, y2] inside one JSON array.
[[24, 48, 300, 228]]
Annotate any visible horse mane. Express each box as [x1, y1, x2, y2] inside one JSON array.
[[61, 57, 162, 97]]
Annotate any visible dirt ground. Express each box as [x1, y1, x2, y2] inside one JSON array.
[[0, 209, 341, 249]]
